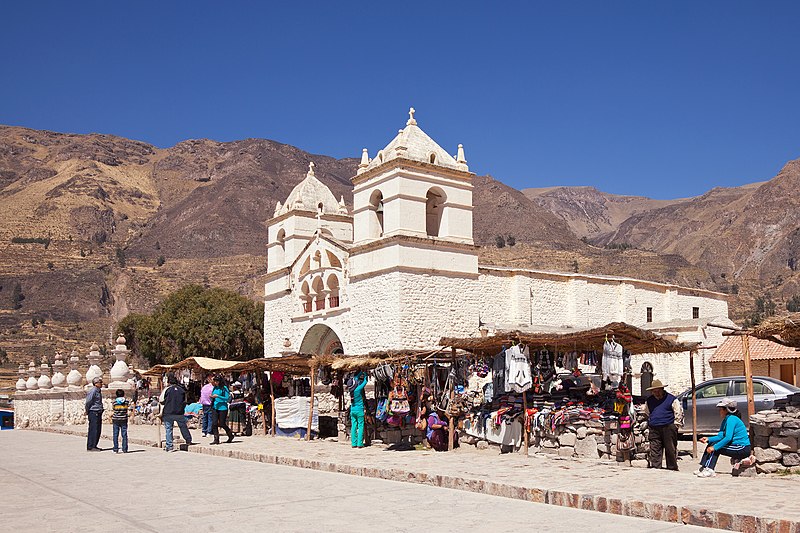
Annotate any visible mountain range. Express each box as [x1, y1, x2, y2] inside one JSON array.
[[1, 124, 798, 367]]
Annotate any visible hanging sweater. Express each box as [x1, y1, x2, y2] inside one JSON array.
[[506, 345, 532, 393]]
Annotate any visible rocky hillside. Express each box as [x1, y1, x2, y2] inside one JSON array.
[[595, 161, 800, 311], [523, 186, 686, 239], [8, 124, 790, 371]]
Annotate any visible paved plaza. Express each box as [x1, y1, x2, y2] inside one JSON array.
[[7, 424, 800, 531], [0, 430, 719, 533]]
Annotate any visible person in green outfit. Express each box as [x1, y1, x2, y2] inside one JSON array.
[[350, 371, 368, 448]]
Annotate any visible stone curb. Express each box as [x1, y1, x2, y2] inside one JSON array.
[[27, 427, 799, 532]]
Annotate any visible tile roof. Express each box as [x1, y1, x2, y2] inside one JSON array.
[[709, 335, 800, 363]]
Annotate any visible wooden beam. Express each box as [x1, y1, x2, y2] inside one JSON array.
[[306, 367, 315, 441], [742, 335, 756, 416], [689, 351, 698, 460], [448, 347, 455, 452], [269, 372, 276, 437], [523, 390, 529, 457]]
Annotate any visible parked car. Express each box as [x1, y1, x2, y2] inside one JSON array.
[[677, 376, 800, 433]]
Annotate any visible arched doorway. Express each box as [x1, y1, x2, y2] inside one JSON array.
[[299, 324, 344, 356]]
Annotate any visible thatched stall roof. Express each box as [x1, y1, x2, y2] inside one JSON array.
[[440, 321, 699, 356], [169, 357, 241, 373], [228, 355, 313, 375], [142, 364, 173, 376], [752, 314, 800, 348]]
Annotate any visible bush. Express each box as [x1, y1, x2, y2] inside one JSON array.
[[495, 235, 506, 248], [156, 255, 166, 267], [11, 236, 50, 248], [115, 247, 126, 268], [506, 235, 516, 247], [11, 283, 24, 310], [788, 295, 800, 313]]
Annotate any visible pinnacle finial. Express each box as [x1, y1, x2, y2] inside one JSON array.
[[456, 144, 467, 164], [359, 148, 369, 167], [307, 161, 316, 177], [407, 107, 417, 126]]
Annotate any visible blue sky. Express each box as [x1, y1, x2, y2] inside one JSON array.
[[2, 1, 799, 199]]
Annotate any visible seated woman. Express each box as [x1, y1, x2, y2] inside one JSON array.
[[695, 398, 754, 478], [426, 403, 459, 452]]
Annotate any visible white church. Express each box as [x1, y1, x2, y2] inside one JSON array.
[[263, 109, 734, 391]]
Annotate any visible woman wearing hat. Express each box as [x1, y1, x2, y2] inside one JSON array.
[[642, 379, 683, 470], [694, 398, 753, 478]]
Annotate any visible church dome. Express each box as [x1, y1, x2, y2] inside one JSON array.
[[278, 162, 341, 217]]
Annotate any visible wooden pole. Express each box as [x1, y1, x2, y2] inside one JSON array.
[[269, 372, 276, 437], [306, 367, 315, 441], [448, 347, 455, 452], [742, 335, 755, 417], [689, 351, 698, 460], [523, 390, 529, 457], [257, 372, 268, 435]]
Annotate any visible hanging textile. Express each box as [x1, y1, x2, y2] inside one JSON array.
[[505, 344, 532, 393], [602, 338, 624, 384], [492, 349, 506, 395]]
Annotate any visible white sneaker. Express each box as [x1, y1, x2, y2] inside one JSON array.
[[698, 469, 716, 478], [692, 468, 704, 476]]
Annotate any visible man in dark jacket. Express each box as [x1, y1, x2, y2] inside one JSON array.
[[85, 376, 104, 451], [160, 374, 194, 452]]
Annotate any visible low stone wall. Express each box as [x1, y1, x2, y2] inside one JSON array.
[[13, 389, 120, 428], [749, 408, 800, 474]]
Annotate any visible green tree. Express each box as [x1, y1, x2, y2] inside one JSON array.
[[495, 235, 506, 248], [156, 255, 166, 267], [0, 347, 8, 366], [118, 285, 263, 366], [787, 295, 800, 313], [506, 235, 516, 247], [115, 247, 126, 268]]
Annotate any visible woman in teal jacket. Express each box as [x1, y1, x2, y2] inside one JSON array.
[[695, 398, 753, 478], [210, 375, 234, 445], [350, 371, 368, 448]]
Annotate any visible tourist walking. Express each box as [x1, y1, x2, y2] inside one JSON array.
[[210, 375, 234, 445], [112, 389, 129, 453], [199, 375, 214, 437], [85, 376, 104, 451], [642, 379, 683, 470], [695, 398, 754, 478], [160, 374, 194, 452], [349, 371, 367, 448]]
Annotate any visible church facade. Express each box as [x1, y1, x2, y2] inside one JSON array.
[[263, 109, 732, 390]]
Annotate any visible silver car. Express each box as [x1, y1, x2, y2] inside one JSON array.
[[677, 376, 800, 433]]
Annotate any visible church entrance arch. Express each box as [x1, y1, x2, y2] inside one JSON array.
[[299, 324, 344, 356]]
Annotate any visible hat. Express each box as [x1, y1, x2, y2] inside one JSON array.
[[715, 398, 739, 412], [646, 379, 667, 391]]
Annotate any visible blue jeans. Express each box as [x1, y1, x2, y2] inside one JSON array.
[[113, 421, 128, 452], [163, 414, 193, 451], [202, 404, 213, 434], [87, 410, 102, 450]]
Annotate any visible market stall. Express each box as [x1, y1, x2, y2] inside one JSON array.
[[440, 322, 700, 459]]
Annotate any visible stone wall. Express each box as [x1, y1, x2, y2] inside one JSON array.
[[14, 389, 121, 428], [749, 408, 800, 474]]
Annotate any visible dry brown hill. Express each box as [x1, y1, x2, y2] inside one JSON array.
[[0, 126, 618, 367], [523, 186, 686, 238]]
